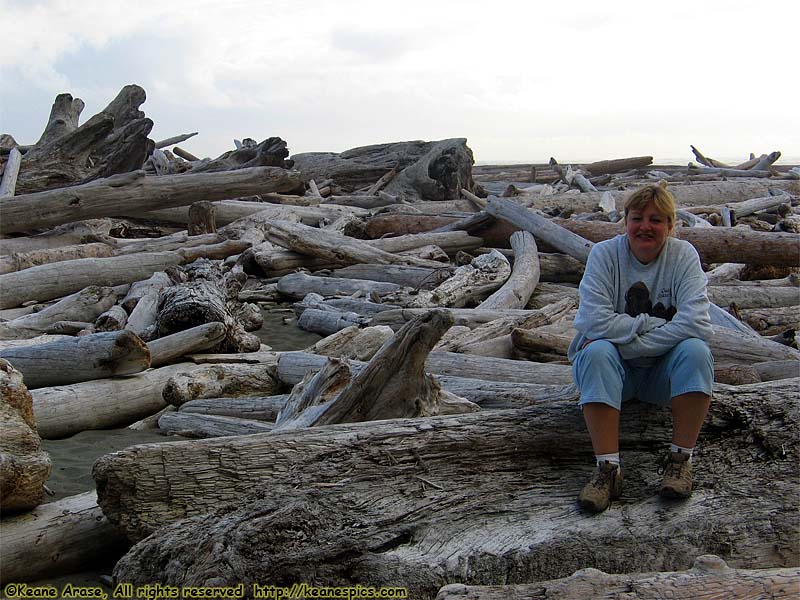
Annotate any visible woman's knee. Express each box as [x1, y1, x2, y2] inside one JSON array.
[[672, 338, 713, 365], [580, 340, 621, 364]]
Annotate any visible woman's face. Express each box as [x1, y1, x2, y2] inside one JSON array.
[[625, 201, 672, 264]]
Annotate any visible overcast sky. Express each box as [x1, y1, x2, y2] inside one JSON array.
[[2, 0, 798, 164]]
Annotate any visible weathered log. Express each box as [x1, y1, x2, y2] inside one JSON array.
[[16, 86, 153, 195], [0, 330, 150, 389], [307, 325, 394, 361], [330, 264, 455, 289], [154, 132, 198, 149], [0, 491, 128, 584], [0, 147, 22, 197], [95, 304, 129, 331], [277, 350, 573, 387], [710, 325, 800, 364], [125, 290, 159, 338], [382, 138, 475, 200], [0, 360, 50, 513], [31, 362, 204, 439], [410, 251, 509, 309], [121, 272, 172, 312], [738, 305, 800, 335], [101, 378, 798, 597], [0, 166, 301, 235], [147, 322, 226, 367], [154, 259, 260, 353], [296, 308, 366, 336], [0, 242, 248, 309], [189, 137, 291, 173], [372, 307, 548, 330], [434, 556, 800, 600], [157, 412, 275, 438], [179, 395, 288, 422], [277, 272, 402, 300], [486, 197, 594, 263], [0, 218, 120, 255], [753, 359, 800, 382], [584, 155, 653, 175], [161, 363, 280, 408], [187, 201, 217, 235], [0, 242, 116, 275], [478, 231, 539, 309], [112, 232, 223, 255], [0, 286, 118, 339]]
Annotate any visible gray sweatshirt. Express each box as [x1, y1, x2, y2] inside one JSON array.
[[568, 234, 712, 366]]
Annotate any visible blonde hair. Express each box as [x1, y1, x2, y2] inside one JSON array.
[[624, 182, 676, 229]]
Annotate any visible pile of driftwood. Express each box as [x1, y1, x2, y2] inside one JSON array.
[[1, 86, 799, 597]]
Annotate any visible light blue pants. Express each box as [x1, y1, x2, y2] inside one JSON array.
[[572, 338, 713, 410]]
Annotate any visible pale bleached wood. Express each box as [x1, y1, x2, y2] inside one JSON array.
[[121, 272, 172, 312], [125, 289, 159, 338], [307, 325, 394, 361], [296, 308, 365, 336], [478, 231, 540, 309], [0, 491, 127, 584], [277, 350, 573, 387], [0, 359, 50, 513], [147, 322, 226, 368], [0, 218, 119, 255], [707, 285, 800, 309], [753, 359, 800, 382], [154, 132, 198, 149], [0, 286, 118, 340], [704, 263, 745, 284], [179, 395, 289, 422], [411, 250, 511, 308], [372, 307, 547, 330], [31, 362, 205, 439], [162, 363, 280, 408], [158, 412, 275, 438], [0, 166, 301, 235], [277, 271, 401, 300], [0, 147, 22, 197], [0, 241, 248, 309], [0, 242, 115, 275], [434, 556, 800, 600], [0, 330, 150, 389]]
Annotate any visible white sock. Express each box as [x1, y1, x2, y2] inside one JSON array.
[[596, 452, 620, 467], [670, 443, 694, 461]]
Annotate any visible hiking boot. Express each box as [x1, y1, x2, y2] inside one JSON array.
[[578, 461, 623, 514], [659, 451, 693, 499]]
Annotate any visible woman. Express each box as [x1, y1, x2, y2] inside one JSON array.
[[568, 183, 713, 514]]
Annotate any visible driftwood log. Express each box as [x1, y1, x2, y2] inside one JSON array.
[[0, 360, 50, 513], [99, 378, 798, 599], [0, 330, 151, 389], [477, 231, 540, 309], [161, 363, 280, 408], [157, 412, 275, 438], [15, 85, 153, 195], [435, 556, 800, 600], [0, 491, 128, 584], [147, 322, 227, 367]]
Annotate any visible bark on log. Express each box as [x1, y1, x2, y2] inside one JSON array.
[[434, 556, 800, 600], [161, 363, 280, 408], [31, 362, 204, 439], [187, 201, 217, 235], [16, 86, 153, 195], [0, 330, 150, 389], [0, 242, 248, 309], [0, 491, 128, 584], [0, 360, 50, 513], [100, 378, 798, 598], [583, 155, 653, 175], [95, 304, 129, 331], [478, 231, 540, 309], [0, 166, 301, 235], [0, 286, 118, 339]]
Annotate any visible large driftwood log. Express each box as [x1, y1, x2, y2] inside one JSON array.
[[157, 412, 275, 438], [276, 350, 573, 387], [0, 360, 50, 513], [161, 363, 280, 408], [738, 306, 800, 336], [179, 395, 288, 422], [16, 86, 153, 194], [291, 139, 476, 198], [583, 155, 653, 175], [478, 231, 540, 309], [435, 556, 800, 600], [486, 197, 594, 263], [307, 325, 394, 361], [0, 242, 249, 309], [372, 307, 557, 330], [0, 286, 118, 339], [0, 218, 120, 255], [0, 242, 115, 275], [0, 330, 150, 389], [277, 311, 472, 431], [31, 363, 204, 439], [707, 285, 800, 309], [100, 378, 798, 598], [0, 491, 128, 584], [155, 259, 260, 353], [410, 250, 511, 308], [277, 272, 402, 300], [0, 166, 301, 235], [147, 322, 227, 367]]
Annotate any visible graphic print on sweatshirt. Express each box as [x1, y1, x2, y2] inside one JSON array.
[[624, 281, 676, 321]]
